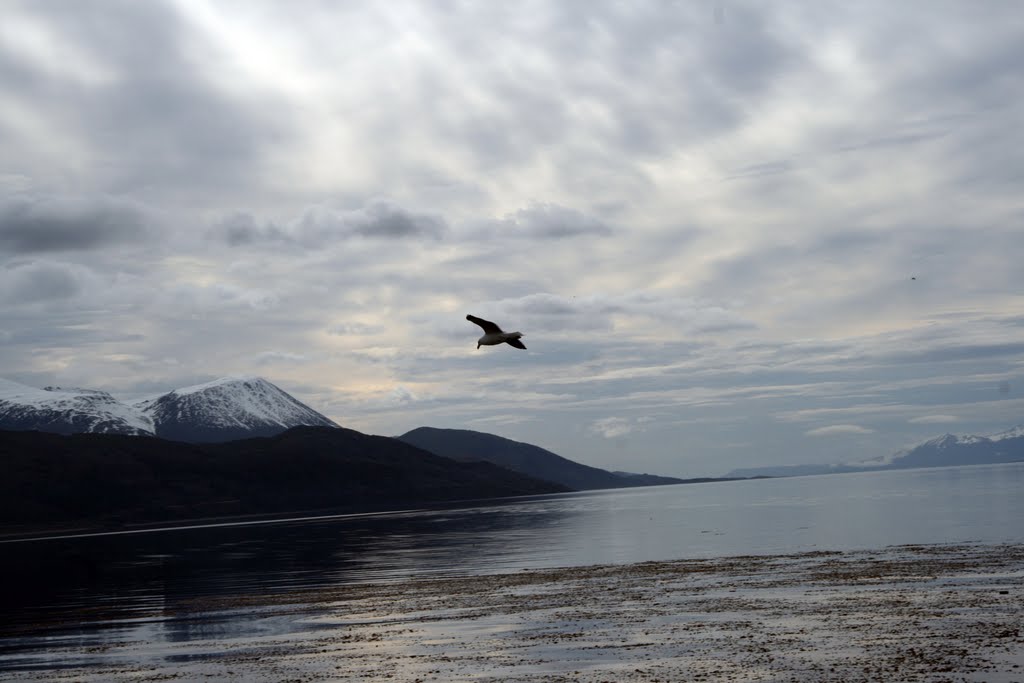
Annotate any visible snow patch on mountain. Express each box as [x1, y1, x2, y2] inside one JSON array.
[[849, 431, 1001, 469], [0, 378, 154, 435], [163, 375, 265, 399], [2, 376, 339, 441], [134, 376, 338, 441], [924, 433, 986, 447], [990, 425, 1024, 441]]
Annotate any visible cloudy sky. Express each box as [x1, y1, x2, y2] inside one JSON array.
[[2, 1, 1023, 477]]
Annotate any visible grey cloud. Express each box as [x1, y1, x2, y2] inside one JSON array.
[[470, 204, 613, 241], [682, 6, 794, 96], [505, 293, 577, 316], [599, 291, 756, 334], [328, 322, 385, 336], [210, 213, 290, 247], [0, 195, 153, 253], [882, 342, 1024, 366], [293, 201, 447, 245], [690, 310, 758, 334], [0, 311, 144, 345], [352, 201, 447, 239], [888, 11, 1024, 114], [477, 291, 755, 337], [388, 386, 417, 405], [836, 129, 949, 154], [600, 2, 795, 146], [1, 260, 84, 303], [155, 281, 282, 317], [697, 219, 1022, 319], [808, 5, 1024, 185], [486, 294, 614, 335], [253, 351, 308, 366], [209, 201, 448, 248], [418, 2, 796, 181], [727, 160, 796, 180], [512, 204, 613, 239], [2, 1, 289, 199], [116, 375, 221, 400]]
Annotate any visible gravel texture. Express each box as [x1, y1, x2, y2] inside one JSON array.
[[2, 543, 1022, 682]]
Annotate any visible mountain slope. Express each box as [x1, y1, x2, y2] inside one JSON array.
[[1, 376, 339, 443], [0, 426, 567, 533], [0, 379, 153, 436], [398, 426, 683, 490], [135, 377, 338, 442], [726, 425, 1024, 478], [880, 430, 1024, 470]]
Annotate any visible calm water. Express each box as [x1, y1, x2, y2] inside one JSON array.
[[1, 463, 1023, 670]]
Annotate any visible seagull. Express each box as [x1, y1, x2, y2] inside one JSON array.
[[466, 314, 526, 350]]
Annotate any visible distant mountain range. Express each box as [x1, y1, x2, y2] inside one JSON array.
[[726, 426, 1024, 479], [0, 379, 154, 436], [0, 376, 694, 534], [0, 377, 337, 442], [11, 373, 1016, 528], [1, 376, 689, 491], [398, 426, 686, 491]]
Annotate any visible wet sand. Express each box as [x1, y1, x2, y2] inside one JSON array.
[[4, 543, 1023, 682]]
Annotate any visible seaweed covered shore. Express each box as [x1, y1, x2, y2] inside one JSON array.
[[2, 543, 1023, 682]]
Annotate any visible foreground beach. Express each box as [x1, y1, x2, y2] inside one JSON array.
[[3, 543, 1023, 682]]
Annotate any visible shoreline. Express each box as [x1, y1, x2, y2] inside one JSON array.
[[2, 542, 1022, 681]]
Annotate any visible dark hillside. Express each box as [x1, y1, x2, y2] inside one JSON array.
[[399, 426, 684, 490], [0, 427, 566, 535]]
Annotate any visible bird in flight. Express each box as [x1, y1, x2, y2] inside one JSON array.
[[466, 314, 526, 350]]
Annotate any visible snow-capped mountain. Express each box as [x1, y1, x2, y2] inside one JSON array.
[[0, 378, 153, 436], [0, 376, 338, 442], [918, 433, 986, 448], [134, 376, 338, 442], [852, 432, 991, 468], [880, 428, 1024, 470], [726, 424, 1024, 478], [990, 425, 1024, 441]]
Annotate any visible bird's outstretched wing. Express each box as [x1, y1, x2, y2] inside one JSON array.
[[506, 338, 527, 350], [466, 314, 502, 334]]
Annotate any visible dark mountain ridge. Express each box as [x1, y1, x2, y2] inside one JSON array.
[[398, 426, 684, 490], [0, 426, 566, 536]]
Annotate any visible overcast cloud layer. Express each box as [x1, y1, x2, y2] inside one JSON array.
[[2, 1, 1022, 476]]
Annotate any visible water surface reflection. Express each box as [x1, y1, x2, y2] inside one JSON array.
[[2, 463, 1023, 668]]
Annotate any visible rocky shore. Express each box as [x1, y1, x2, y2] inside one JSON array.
[[3, 543, 1022, 682]]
